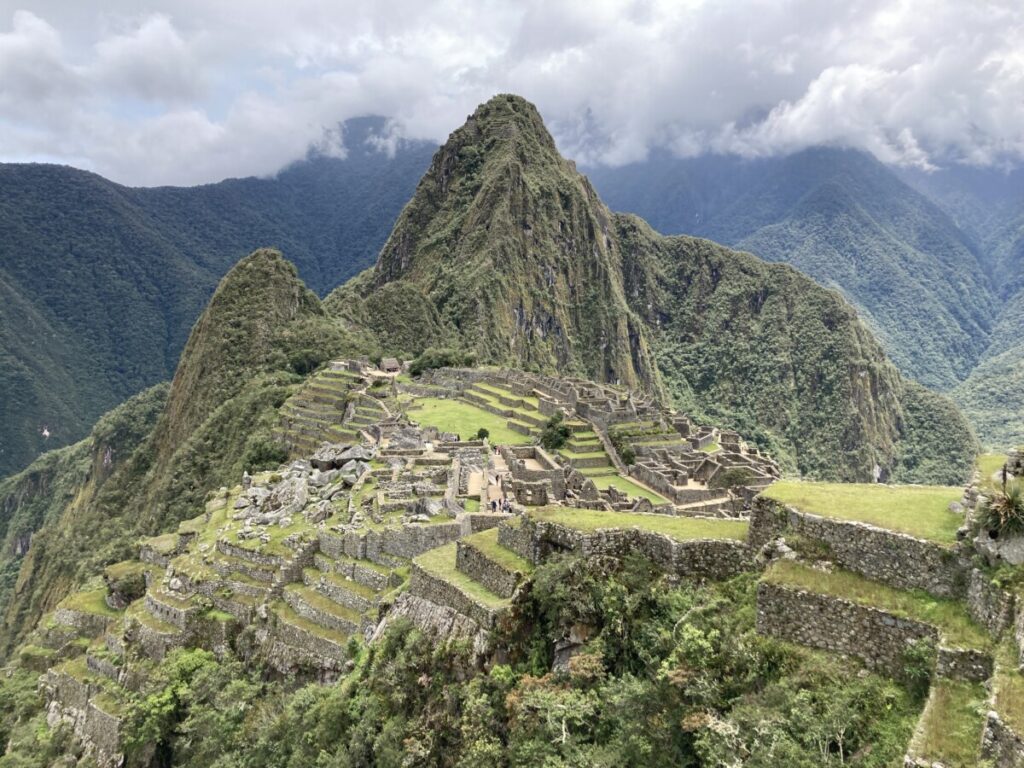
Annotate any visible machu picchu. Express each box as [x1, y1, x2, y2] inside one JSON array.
[[0, 53, 1021, 768], [14, 351, 1024, 767]]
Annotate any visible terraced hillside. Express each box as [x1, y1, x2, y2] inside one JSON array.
[[752, 476, 1024, 767], [9, 360, 1021, 767]]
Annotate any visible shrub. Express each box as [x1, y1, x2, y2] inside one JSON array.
[[540, 412, 571, 451], [476, 427, 490, 441], [609, 432, 636, 465], [978, 482, 1024, 537], [241, 437, 288, 472], [899, 638, 936, 701], [408, 347, 476, 377]]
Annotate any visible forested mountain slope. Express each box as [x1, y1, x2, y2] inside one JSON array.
[[0, 120, 433, 478], [587, 148, 996, 392]]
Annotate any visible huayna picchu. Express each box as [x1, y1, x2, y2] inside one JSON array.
[[0, 94, 1017, 768]]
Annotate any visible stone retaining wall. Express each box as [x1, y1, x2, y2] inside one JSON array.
[[283, 589, 359, 635], [750, 497, 968, 599], [378, 592, 490, 656], [497, 519, 536, 564], [127, 618, 183, 661], [983, 710, 1024, 768], [967, 568, 1016, 636], [524, 517, 753, 581], [757, 581, 938, 676], [935, 646, 994, 682], [52, 608, 111, 639], [271, 616, 347, 664], [408, 563, 498, 629], [456, 541, 520, 599], [757, 581, 994, 680], [216, 539, 287, 568], [335, 521, 463, 565], [43, 670, 123, 767]]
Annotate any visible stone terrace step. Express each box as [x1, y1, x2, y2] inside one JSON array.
[[270, 603, 350, 664], [455, 528, 533, 599], [302, 567, 377, 613], [282, 584, 363, 636], [314, 552, 402, 591], [411, 543, 509, 630]]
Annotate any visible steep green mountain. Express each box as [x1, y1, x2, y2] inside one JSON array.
[[0, 120, 433, 478], [329, 98, 660, 390], [587, 149, 996, 392], [332, 95, 976, 481], [0, 385, 167, 632], [0, 249, 373, 655]]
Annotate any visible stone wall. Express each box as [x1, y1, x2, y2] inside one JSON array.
[[967, 568, 1016, 636], [270, 615, 348, 665], [497, 519, 537, 564], [43, 670, 123, 768], [983, 710, 1024, 768], [456, 541, 520, 599], [935, 646, 994, 682], [377, 592, 490, 657], [408, 563, 498, 629], [523, 517, 753, 581], [334, 521, 463, 565], [756, 582, 937, 677], [750, 497, 969, 599], [52, 608, 111, 639]]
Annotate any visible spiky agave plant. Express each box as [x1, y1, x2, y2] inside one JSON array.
[[980, 481, 1024, 536]]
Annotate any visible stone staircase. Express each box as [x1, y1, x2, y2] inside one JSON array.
[[275, 366, 367, 456]]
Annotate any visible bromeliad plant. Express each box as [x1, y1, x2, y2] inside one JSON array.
[[979, 480, 1024, 537]]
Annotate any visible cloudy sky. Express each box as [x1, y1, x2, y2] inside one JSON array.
[[1, 0, 1021, 186]]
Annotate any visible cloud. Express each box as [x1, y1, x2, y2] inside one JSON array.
[[0, 0, 1021, 185]]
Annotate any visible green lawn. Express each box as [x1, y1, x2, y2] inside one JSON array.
[[763, 560, 991, 649], [58, 588, 119, 617], [461, 528, 533, 574], [528, 507, 748, 541], [995, 641, 1024, 732], [909, 679, 986, 767], [762, 480, 962, 544], [406, 397, 533, 445], [414, 543, 509, 609], [977, 453, 1009, 493], [587, 474, 670, 505]]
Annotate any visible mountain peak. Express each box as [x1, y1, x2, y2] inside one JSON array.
[[359, 94, 659, 390]]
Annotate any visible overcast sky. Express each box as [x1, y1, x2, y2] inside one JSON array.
[[1, 0, 1021, 186]]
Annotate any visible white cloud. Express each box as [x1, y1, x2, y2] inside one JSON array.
[[0, 0, 1021, 185]]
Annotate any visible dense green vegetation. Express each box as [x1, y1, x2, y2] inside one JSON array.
[[614, 214, 977, 481], [0, 120, 434, 477], [0, 384, 167, 634], [0, 249, 376, 657], [589, 149, 1024, 450], [0, 554, 925, 767], [587, 148, 995, 392]]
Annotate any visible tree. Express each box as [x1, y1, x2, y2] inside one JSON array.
[[540, 412, 571, 451]]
